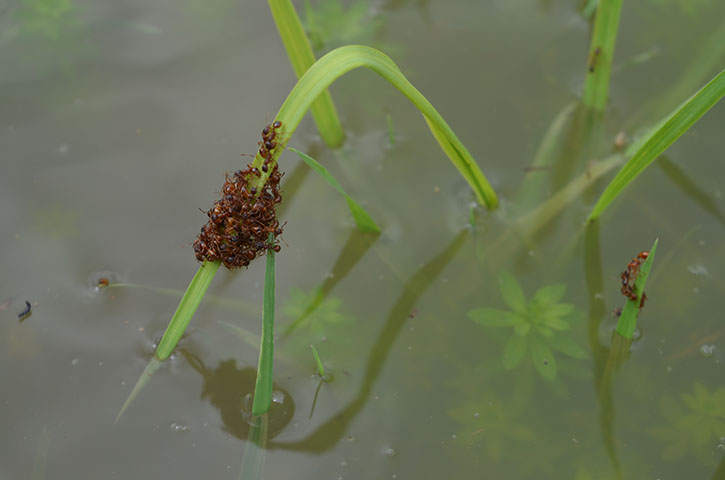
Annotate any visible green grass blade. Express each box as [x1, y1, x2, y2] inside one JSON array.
[[249, 45, 497, 209], [251, 238, 276, 416], [114, 356, 163, 424], [290, 147, 380, 233], [155, 260, 220, 360], [588, 70, 725, 221], [268, 0, 344, 148], [582, 0, 623, 110], [615, 239, 658, 339], [310, 344, 325, 377]]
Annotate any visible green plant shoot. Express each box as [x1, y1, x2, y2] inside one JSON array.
[[615, 239, 658, 340]]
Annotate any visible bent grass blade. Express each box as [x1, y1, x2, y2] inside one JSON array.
[[588, 70, 724, 221], [249, 45, 497, 209], [290, 148, 380, 233]]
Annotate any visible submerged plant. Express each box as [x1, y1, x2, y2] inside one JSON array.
[[468, 272, 586, 381], [282, 286, 353, 333], [648, 382, 725, 465], [447, 394, 534, 461]]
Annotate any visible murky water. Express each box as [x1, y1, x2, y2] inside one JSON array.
[[2, 1, 724, 478]]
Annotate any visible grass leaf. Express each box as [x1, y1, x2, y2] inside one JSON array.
[[290, 148, 380, 233], [310, 344, 325, 377], [252, 237, 277, 416], [251, 45, 497, 209], [114, 356, 163, 424], [155, 261, 220, 360], [268, 0, 344, 147], [615, 239, 658, 339], [589, 70, 725, 221], [582, 0, 623, 110]]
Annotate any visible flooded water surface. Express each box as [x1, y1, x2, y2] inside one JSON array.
[[1, 1, 724, 479]]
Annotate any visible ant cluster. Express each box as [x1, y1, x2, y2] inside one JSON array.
[[193, 121, 285, 269], [620, 251, 648, 309]]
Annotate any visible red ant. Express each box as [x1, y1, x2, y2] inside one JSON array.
[[620, 250, 649, 309]]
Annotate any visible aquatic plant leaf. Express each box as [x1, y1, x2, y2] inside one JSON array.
[[257, 44, 497, 208], [282, 286, 353, 332], [530, 340, 557, 380], [468, 308, 519, 327], [514, 321, 531, 336], [542, 303, 574, 318], [615, 239, 658, 339], [268, 0, 344, 147], [502, 334, 527, 370], [252, 236, 276, 416], [290, 148, 380, 233], [589, 70, 725, 220], [498, 272, 527, 313], [540, 314, 570, 331], [531, 284, 567, 308], [546, 334, 587, 359]]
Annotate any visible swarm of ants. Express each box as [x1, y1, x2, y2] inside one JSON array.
[[193, 121, 285, 269], [620, 250, 648, 310]]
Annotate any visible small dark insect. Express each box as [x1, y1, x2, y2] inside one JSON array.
[[409, 309, 418, 318], [588, 47, 602, 73], [273, 120, 282, 129], [18, 301, 32, 321], [98, 278, 110, 288]]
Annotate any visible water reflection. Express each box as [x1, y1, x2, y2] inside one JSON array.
[[180, 349, 294, 440]]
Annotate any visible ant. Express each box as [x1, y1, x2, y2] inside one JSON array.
[[588, 47, 602, 73]]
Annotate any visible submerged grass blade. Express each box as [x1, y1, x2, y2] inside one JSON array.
[[588, 70, 725, 221], [155, 260, 220, 360], [250, 45, 497, 209], [115, 356, 163, 424], [310, 344, 325, 377], [615, 239, 658, 339], [251, 238, 276, 416], [582, 0, 623, 110], [268, 0, 344, 147], [290, 148, 380, 233]]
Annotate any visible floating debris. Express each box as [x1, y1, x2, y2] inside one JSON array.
[[18, 300, 32, 321]]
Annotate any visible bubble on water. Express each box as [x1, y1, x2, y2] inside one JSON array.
[[473, 412, 480, 418], [271, 390, 285, 404], [631, 326, 643, 341], [384, 447, 396, 457], [699, 344, 716, 358], [687, 264, 710, 276], [346, 435, 356, 442], [339, 461, 348, 468], [169, 422, 189, 433], [71, 358, 79, 366], [58, 144, 70, 155]]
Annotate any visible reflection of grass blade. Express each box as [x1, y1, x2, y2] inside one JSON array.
[[582, 0, 623, 110], [616, 239, 658, 340], [115, 356, 163, 424], [589, 71, 725, 221], [251, 238, 277, 416], [250, 45, 497, 209], [268, 0, 344, 147], [291, 148, 380, 233], [658, 156, 725, 225], [237, 415, 268, 480], [155, 261, 220, 361]]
